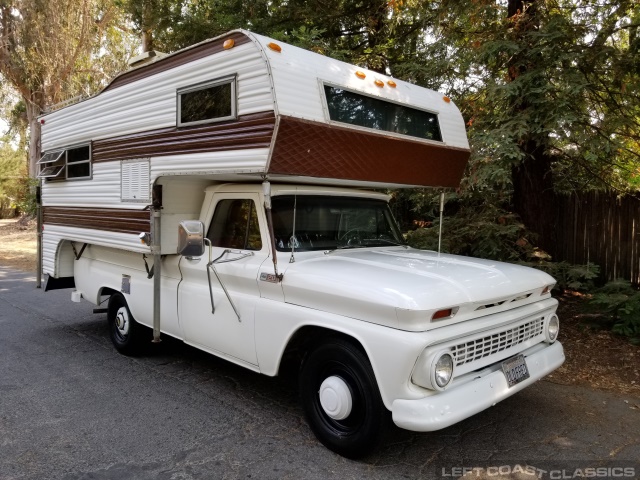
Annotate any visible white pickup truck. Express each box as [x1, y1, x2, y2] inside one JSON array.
[[71, 182, 565, 458], [37, 29, 564, 457]]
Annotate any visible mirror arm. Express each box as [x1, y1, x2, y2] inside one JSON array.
[[205, 248, 251, 322]]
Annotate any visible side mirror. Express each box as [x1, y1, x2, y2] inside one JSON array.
[[177, 220, 205, 257]]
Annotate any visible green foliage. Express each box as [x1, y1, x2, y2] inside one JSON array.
[[14, 177, 38, 217], [405, 193, 533, 261], [519, 261, 600, 292], [0, 140, 27, 218], [591, 280, 640, 342]]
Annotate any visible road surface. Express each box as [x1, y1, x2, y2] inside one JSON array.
[[0, 267, 638, 479]]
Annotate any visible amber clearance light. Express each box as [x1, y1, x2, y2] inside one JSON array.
[[374, 79, 384, 87], [355, 71, 366, 79], [431, 307, 459, 321], [267, 42, 282, 52], [223, 39, 235, 50], [387, 80, 397, 88]]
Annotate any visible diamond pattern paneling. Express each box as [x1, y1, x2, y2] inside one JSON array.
[[268, 116, 470, 187]]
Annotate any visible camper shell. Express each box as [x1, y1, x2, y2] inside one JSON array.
[[38, 30, 564, 459], [39, 30, 469, 271]]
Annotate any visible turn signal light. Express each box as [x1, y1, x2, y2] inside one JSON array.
[[432, 308, 458, 321], [541, 284, 555, 295]]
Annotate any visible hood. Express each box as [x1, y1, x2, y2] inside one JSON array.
[[281, 247, 555, 331]]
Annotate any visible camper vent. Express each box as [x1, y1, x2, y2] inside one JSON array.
[[121, 159, 150, 202]]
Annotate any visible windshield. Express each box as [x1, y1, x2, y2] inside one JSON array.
[[271, 195, 406, 251]]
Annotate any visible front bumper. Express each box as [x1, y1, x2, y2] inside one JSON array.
[[392, 341, 565, 432]]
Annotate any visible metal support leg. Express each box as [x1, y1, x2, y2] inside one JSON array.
[[152, 207, 162, 343]]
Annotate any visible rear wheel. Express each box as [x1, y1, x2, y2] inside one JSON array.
[[107, 293, 146, 355], [299, 338, 388, 458]]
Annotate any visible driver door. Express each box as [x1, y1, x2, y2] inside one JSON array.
[[178, 193, 269, 367]]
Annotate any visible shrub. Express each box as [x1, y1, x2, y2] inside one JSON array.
[[591, 280, 640, 343], [519, 261, 601, 292]]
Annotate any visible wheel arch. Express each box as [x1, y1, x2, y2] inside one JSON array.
[[278, 325, 369, 375], [255, 302, 427, 411]]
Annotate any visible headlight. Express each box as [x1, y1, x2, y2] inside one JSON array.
[[434, 353, 454, 388], [412, 349, 455, 390], [545, 314, 560, 343]]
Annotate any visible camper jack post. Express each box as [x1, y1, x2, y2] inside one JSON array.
[[36, 183, 42, 289], [151, 185, 163, 343]]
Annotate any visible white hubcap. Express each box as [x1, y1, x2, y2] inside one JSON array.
[[115, 307, 130, 336], [319, 376, 352, 420]]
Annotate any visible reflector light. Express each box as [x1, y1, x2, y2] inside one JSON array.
[[223, 39, 235, 50], [267, 42, 282, 52], [355, 71, 366, 79], [443, 96, 451, 103], [374, 79, 384, 87], [387, 80, 397, 88], [432, 308, 453, 320]]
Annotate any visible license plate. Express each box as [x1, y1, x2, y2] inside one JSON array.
[[502, 354, 530, 387]]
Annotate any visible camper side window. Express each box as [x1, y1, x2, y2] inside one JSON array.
[[177, 76, 236, 127], [37, 144, 92, 181], [323, 85, 442, 142]]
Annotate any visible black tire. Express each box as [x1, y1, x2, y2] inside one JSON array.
[[299, 338, 389, 458], [107, 293, 146, 356]]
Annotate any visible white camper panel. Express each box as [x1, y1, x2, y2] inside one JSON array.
[[149, 148, 270, 180], [42, 227, 148, 277], [248, 32, 469, 150], [41, 41, 273, 151], [42, 162, 123, 208]]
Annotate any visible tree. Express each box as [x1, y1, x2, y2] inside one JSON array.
[[400, 0, 640, 258], [0, 0, 136, 176]]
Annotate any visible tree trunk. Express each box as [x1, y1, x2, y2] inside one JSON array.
[[511, 141, 556, 252], [26, 100, 42, 178], [506, 0, 556, 251]]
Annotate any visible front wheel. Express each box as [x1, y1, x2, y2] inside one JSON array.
[[107, 293, 147, 356], [299, 338, 389, 458]]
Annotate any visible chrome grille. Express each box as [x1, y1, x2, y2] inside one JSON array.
[[451, 317, 545, 366]]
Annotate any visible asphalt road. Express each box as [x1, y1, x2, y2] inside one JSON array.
[[1, 266, 639, 480]]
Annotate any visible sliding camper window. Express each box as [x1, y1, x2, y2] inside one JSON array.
[[177, 76, 236, 127], [323, 85, 442, 142], [37, 144, 92, 180]]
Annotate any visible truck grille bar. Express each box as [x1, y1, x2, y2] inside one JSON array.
[[451, 317, 545, 367]]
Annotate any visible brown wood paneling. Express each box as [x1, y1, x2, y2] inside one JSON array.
[[103, 32, 251, 93], [43, 207, 150, 234], [92, 112, 276, 163], [268, 116, 470, 188]]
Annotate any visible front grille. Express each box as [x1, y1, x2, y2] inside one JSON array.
[[451, 317, 545, 366]]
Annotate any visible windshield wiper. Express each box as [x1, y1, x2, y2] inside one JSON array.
[[362, 238, 408, 248], [325, 238, 407, 254]]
